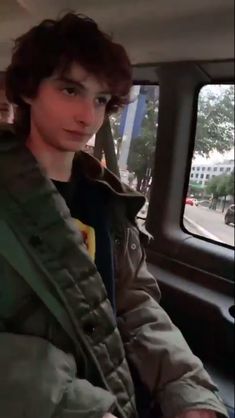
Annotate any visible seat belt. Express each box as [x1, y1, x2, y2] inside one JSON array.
[[0, 219, 79, 347]]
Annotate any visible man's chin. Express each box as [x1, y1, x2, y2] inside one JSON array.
[[59, 139, 89, 153]]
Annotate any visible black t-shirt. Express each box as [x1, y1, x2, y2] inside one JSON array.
[[53, 170, 116, 311]]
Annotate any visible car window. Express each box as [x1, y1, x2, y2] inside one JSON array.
[[183, 84, 234, 247], [109, 84, 159, 224]]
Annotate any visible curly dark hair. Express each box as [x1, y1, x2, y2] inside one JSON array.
[[5, 13, 132, 136]]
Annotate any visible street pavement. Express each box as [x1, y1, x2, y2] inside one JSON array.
[[184, 204, 234, 247]]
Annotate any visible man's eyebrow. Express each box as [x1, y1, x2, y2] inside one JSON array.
[[55, 76, 111, 95], [56, 76, 86, 90]]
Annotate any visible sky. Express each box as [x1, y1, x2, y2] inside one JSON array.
[[194, 148, 234, 164]]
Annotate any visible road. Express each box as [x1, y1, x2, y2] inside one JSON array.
[[184, 205, 234, 247]]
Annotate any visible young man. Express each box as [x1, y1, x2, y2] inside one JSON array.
[[0, 13, 228, 418]]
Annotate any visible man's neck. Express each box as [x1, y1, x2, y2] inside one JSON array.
[[26, 135, 75, 182]]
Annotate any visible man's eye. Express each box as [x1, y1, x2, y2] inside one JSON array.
[[96, 96, 110, 106], [62, 87, 77, 96]]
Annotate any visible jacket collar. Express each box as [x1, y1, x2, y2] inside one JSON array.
[[0, 127, 145, 220], [75, 151, 145, 220]]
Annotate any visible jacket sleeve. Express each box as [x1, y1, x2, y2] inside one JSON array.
[[0, 333, 116, 418], [116, 225, 228, 418]]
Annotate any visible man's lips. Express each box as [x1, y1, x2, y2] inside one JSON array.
[[64, 129, 91, 138]]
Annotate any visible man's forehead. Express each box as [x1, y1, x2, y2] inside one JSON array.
[[55, 63, 110, 93]]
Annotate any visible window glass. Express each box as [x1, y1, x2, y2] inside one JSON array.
[[110, 85, 159, 225], [84, 85, 159, 226], [184, 84, 234, 247]]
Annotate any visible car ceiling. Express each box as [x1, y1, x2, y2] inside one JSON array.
[[0, 0, 234, 72]]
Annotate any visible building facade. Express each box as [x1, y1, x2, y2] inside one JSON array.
[[190, 159, 234, 187]]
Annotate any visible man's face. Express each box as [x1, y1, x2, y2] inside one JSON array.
[[26, 63, 111, 152]]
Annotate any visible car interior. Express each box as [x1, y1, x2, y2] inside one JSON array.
[[0, 1, 234, 416]]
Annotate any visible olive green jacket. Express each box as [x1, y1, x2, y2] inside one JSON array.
[[0, 128, 228, 418]]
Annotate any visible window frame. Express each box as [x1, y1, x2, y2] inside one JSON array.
[[135, 63, 235, 285]]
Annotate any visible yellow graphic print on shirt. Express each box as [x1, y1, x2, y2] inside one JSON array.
[[73, 218, 96, 261]]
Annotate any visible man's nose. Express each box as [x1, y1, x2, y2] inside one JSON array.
[[74, 99, 95, 127]]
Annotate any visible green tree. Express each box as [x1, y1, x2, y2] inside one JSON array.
[[206, 176, 220, 197], [195, 85, 234, 156], [127, 97, 159, 191], [224, 170, 235, 197], [206, 172, 234, 211]]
